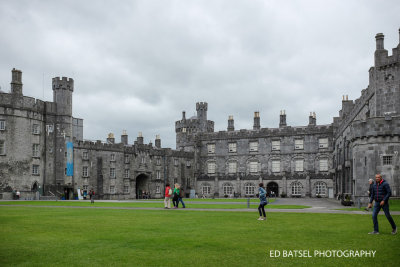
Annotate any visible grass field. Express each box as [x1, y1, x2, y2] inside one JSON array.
[[336, 199, 400, 211], [0, 206, 399, 266]]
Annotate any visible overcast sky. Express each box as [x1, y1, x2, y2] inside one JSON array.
[[0, 0, 399, 148]]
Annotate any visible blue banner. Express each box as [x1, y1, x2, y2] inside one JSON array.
[[66, 142, 74, 176]]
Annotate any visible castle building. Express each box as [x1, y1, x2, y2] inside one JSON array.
[[0, 29, 399, 201]]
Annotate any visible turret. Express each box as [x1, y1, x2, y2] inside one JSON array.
[[53, 77, 74, 116], [253, 112, 260, 130], [227, 115, 234, 131], [279, 110, 287, 127], [196, 102, 208, 122], [10, 68, 23, 96]]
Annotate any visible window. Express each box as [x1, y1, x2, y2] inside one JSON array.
[[83, 185, 88, 191], [223, 184, 233, 195], [186, 160, 191, 167], [82, 166, 89, 177], [110, 154, 115, 161], [186, 178, 191, 187], [272, 160, 280, 173], [202, 185, 211, 195], [124, 154, 129, 163], [228, 161, 237, 174], [141, 157, 145, 164], [32, 144, 40, 157], [291, 182, 302, 195], [295, 139, 304, 150], [207, 162, 216, 174], [315, 182, 327, 196], [124, 186, 129, 193], [272, 140, 280, 151], [245, 183, 255, 195], [319, 138, 328, 148], [46, 124, 53, 133], [156, 186, 160, 193], [32, 165, 39, 175], [0, 120, 5, 130], [32, 124, 40, 134], [0, 140, 5, 154], [156, 157, 161, 165], [228, 143, 237, 153], [182, 127, 186, 133], [319, 159, 328, 171], [124, 169, 130, 178], [110, 168, 116, 178], [383, 156, 393, 165], [249, 161, 258, 173], [295, 159, 304, 172], [249, 141, 258, 152], [110, 186, 115, 194], [156, 170, 161, 179], [207, 144, 215, 154], [174, 159, 179, 166], [83, 151, 88, 160]]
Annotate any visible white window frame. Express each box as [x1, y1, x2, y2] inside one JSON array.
[[319, 159, 328, 171], [46, 124, 53, 133], [202, 185, 211, 195], [272, 160, 280, 173], [32, 144, 40, 157], [124, 169, 130, 178], [0, 120, 5, 130], [292, 182, 302, 195], [295, 159, 304, 172], [295, 139, 304, 150], [32, 164, 39, 175], [245, 183, 255, 195], [156, 170, 161, 179], [186, 160, 191, 167], [82, 166, 89, 177], [249, 141, 258, 152], [82, 151, 88, 160], [319, 138, 328, 149], [315, 182, 327, 196], [249, 161, 258, 173], [156, 186, 160, 193], [110, 154, 115, 161], [123, 186, 129, 194], [272, 140, 280, 151], [110, 168, 116, 178], [207, 162, 216, 174], [124, 154, 129, 163], [174, 158, 179, 166], [223, 184, 233, 195], [228, 161, 237, 174], [141, 157, 145, 164], [32, 124, 40, 134], [207, 144, 215, 154], [156, 157, 161, 165], [228, 143, 237, 153]]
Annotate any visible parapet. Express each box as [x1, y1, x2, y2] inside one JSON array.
[[52, 77, 74, 91], [196, 102, 208, 111]]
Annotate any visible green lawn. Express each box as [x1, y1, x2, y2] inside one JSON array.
[[0, 206, 399, 266], [336, 199, 400, 211]]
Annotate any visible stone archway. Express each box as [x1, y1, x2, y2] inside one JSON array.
[[266, 182, 279, 197], [136, 174, 150, 199]]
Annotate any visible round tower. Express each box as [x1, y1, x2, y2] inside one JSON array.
[[53, 77, 74, 116]]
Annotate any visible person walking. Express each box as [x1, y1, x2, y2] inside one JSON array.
[[257, 183, 267, 221], [164, 183, 172, 209], [365, 179, 374, 211], [367, 174, 397, 235], [91, 190, 95, 204], [178, 187, 186, 208], [173, 184, 180, 208]]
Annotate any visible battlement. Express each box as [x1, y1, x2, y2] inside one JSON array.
[[52, 77, 74, 91], [374, 29, 400, 68], [0, 92, 55, 114], [196, 102, 208, 111]]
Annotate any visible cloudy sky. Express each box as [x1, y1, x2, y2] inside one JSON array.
[[0, 0, 399, 148]]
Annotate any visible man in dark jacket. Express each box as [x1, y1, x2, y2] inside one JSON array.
[[367, 174, 397, 235]]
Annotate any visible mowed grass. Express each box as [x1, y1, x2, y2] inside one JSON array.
[[336, 199, 400, 211], [0, 206, 399, 266]]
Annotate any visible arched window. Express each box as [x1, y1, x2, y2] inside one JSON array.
[[223, 183, 233, 195], [315, 181, 327, 196], [291, 182, 303, 196], [245, 183, 255, 195]]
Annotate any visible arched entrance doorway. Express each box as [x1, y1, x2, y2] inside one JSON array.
[[136, 174, 149, 199], [266, 182, 279, 197]]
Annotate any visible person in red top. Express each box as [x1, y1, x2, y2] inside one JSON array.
[[164, 183, 172, 209]]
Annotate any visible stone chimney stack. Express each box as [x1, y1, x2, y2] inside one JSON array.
[[107, 133, 115, 144], [253, 112, 260, 130], [11, 68, 23, 96], [227, 115, 235, 131], [308, 112, 316, 126], [137, 132, 144, 145], [155, 135, 161, 148], [279, 110, 287, 128], [121, 130, 128, 145]]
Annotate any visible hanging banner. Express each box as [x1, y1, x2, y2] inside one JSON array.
[[66, 142, 74, 176]]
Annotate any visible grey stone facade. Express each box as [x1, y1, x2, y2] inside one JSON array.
[[1, 29, 399, 201]]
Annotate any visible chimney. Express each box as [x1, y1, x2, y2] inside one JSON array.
[[121, 130, 128, 145], [279, 110, 287, 127], [182, 111, 186, 121], [227, 115, 234, 131], [106, 133, 115, 144], [11, 68, 23, 96], [309, 112, 316, 126], [137, 132, 144, 145], [253, 112, 260, 130], [155, 135, 161, 148]]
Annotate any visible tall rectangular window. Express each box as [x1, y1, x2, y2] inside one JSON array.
[[295, 159, 304, 172], [32, 124, 40, 134], [174, 158, 179, 166], [319, 138, 328, 148], [295, 139, 304, 150], [156, 157, 161, 165], [208, 162, 216, 174], [124, 154, 129, 163], [82, 166, 88, 177], [110, 186, 115, 194], [186, 160, 191, 167], [124, 169, 130, 178], [0, 140, 5, 155], [202, 185, 211, 195], [32, 144, 40, 157], [82, 151, 88, 160], [110, 168, 116, 178], [272, 160, 280, 173], [207, 144, 215, 154], [141, 157, 145, 164], [272, 140, 280, 151], [249, 141, 258, 152], [32, 165, 39, 175], [124, 186, 129, 193], [228, 143, 237, 153], [110, 154, 115, 161], [319, 159, 328, 171], [0, 120, 5, 130], [156, 170, 161, 179], [228, 162, 237, 174], [249, 162, 258, 173], [156, 186, 160, 193]]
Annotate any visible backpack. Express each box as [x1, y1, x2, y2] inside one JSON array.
[[168, 188, 172, 195]]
